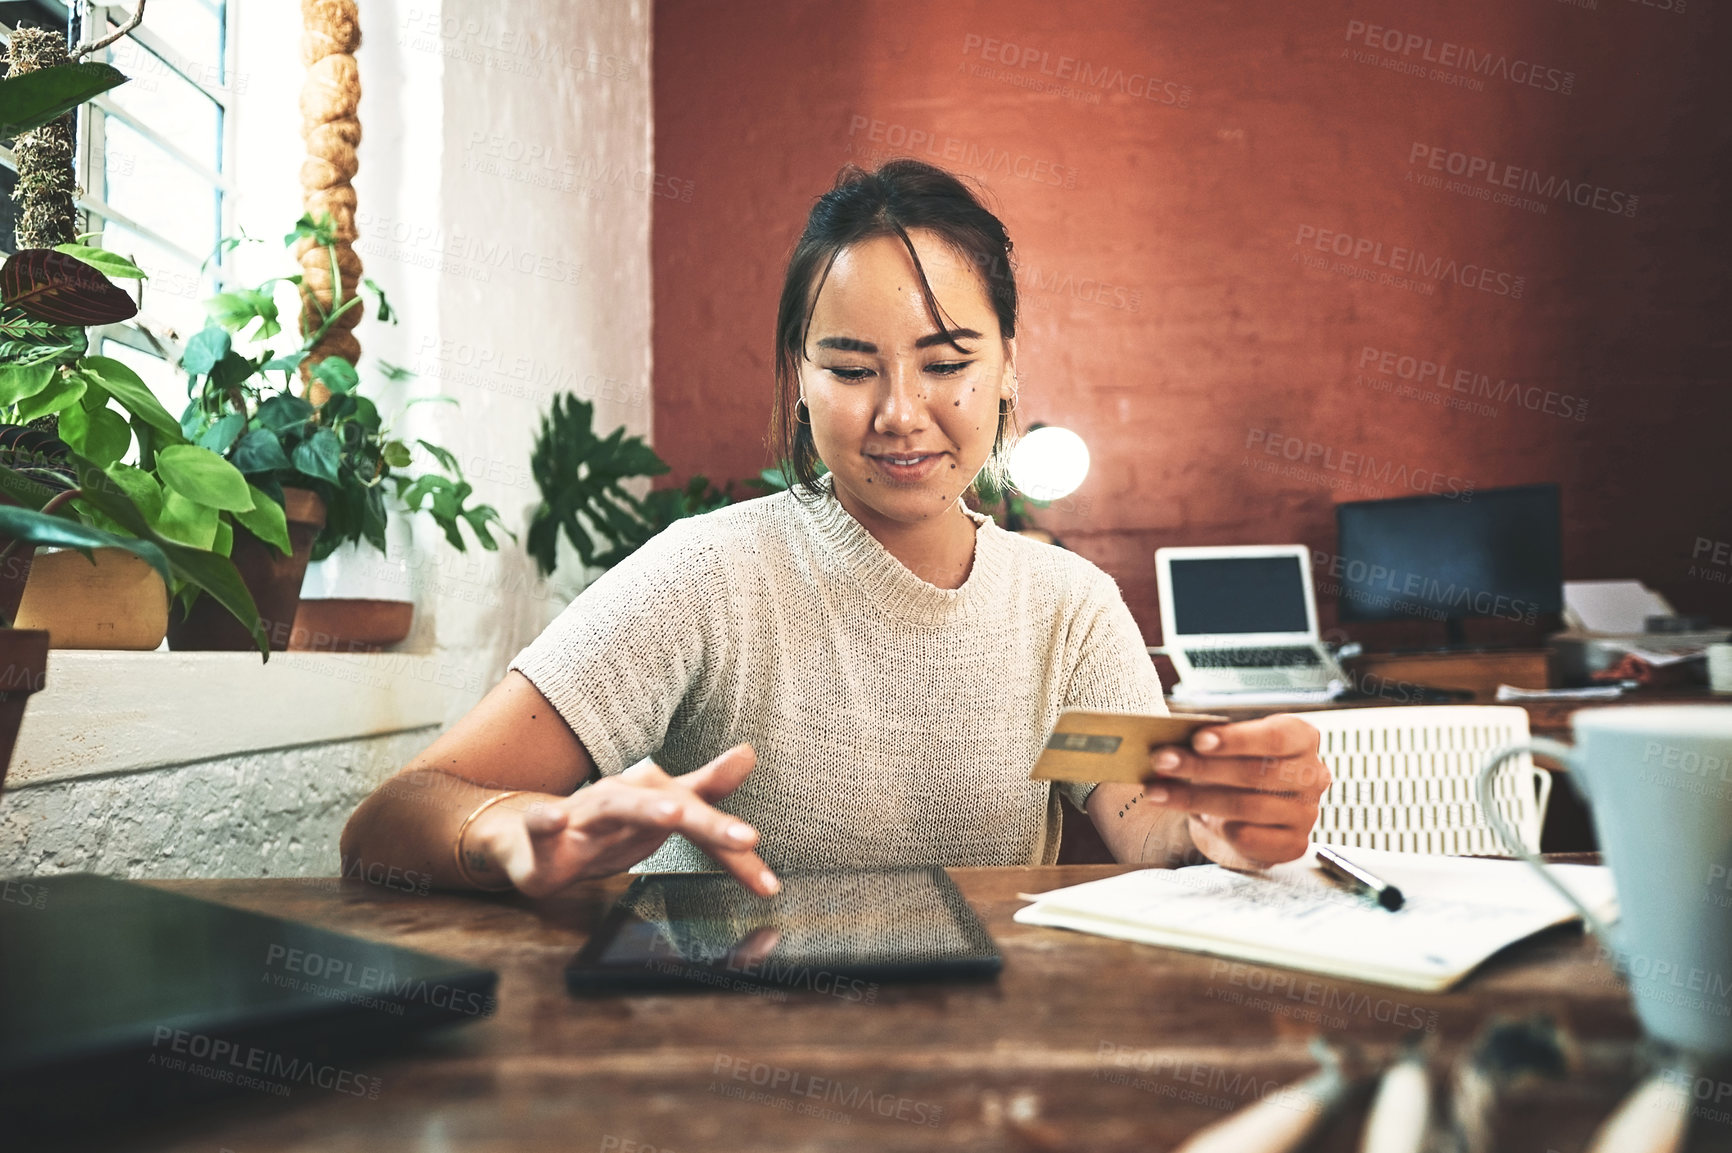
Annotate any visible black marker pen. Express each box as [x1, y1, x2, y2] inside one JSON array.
[[1316, 845, 1405, 911]]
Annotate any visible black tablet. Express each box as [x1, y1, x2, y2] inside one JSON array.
[[565, 867, 1002, 996]]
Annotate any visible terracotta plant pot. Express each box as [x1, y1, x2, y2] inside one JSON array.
[[0, 542, 34, 626], [166, 488, 327, 652], [14, 547, 169, 649], [0, 628, 49, 791], [289, 598, 414, 653], [0, 485, 39, 624], [0, 426, 71, 624]]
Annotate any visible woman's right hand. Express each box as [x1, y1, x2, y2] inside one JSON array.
[[471, 743, 779, 898]]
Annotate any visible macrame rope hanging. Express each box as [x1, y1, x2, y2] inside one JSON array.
[[296, 0, 363, 405], [4, 27, 78, 250]]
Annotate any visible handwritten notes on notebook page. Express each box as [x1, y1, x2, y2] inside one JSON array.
[[1013, 847, 1618, 992]]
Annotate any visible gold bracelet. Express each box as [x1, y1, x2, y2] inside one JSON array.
[[453, 790, 525, 892]]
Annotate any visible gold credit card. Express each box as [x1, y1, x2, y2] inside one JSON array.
[[1031, 710, 1230, 784]]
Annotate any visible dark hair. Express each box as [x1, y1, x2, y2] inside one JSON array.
[[769, 159, 1020, 499]]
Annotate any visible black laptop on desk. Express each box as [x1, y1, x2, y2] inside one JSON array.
[[0, 874, 497, 1139]]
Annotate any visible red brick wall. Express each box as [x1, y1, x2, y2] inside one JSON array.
[[652, 0, 1732, 649]]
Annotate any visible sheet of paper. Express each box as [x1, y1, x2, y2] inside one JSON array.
[[1620, 646, 1709, 668], [1563, 580, 1674, 634], [1015, 848, 1618, 992], [1496, 683, 1627, 702]]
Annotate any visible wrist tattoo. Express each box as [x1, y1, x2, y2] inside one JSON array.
[[463, 848, 494, 875], [1116, 793, 1141, 819]]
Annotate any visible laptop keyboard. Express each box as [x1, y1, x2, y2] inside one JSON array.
[[1185, 645, 1324, 669]]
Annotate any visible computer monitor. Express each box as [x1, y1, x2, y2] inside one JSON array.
[[1334, 483, 1562, 645]]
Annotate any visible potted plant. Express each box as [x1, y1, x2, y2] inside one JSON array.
[[749, 458, 826, 496], [966, 455, 1073, 546], [0, 18, 133, 624], [0, 7, 419, 655], [167, 214, 507, 650], [527, 392, 732, 582], [0, 238, 291, 648], [5, 426, 162, 649], [0, 427, 75, 626], [0, 4, 270, 654], [0, 445, 267, 786]]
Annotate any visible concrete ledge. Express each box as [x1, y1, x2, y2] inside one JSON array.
[[8, 650, 451, 787], [0, 728, 433, 877]]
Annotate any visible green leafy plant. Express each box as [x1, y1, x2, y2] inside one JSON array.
[[0, 245, 289, 585], [0, 60, 127, 139], [0, 437, 263, 650], [0, 0, 140, 141], [750, 459, 827, 494], [527, 393, 733, 576], [175, 213, 509, 562], [0, 11, 265, 649], [0, 241, 272, 646], [966, 462, 1066, 538]]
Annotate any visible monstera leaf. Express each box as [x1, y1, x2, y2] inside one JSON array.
[[638, 475, 732, 536], [0, 249, 138, 326], [526, 393, 680, 576]]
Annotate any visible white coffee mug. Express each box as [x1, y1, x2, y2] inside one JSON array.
[[1478, 705, 1732, 1056], [1708, 643, 1732, 695]]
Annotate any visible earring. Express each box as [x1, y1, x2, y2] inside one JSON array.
[[1000, 392, 1019, 414], [795, 397, 812, 425]]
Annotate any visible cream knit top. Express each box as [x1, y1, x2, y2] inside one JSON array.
[[509, 475, 1167, 871]]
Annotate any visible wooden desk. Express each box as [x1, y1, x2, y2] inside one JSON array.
[[60, 868, 1724, 1152]]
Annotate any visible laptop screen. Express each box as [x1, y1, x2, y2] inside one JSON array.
[[1169, 556, 1310, 636]]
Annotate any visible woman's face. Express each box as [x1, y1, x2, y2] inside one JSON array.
[[798, 228, 1015, 531]]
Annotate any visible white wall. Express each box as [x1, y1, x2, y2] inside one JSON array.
[[413, 0, 654, 715], [246, 0, 654, 716]]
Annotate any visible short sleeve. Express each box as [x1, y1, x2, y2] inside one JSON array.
[[508, 518, 726, 778], [1056, 573, 1169, 811]]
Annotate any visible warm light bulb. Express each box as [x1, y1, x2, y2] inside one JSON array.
[[1008, 426, 1090, 501]]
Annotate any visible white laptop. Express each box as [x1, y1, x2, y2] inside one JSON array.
[[1155, 545, 1345, 694]]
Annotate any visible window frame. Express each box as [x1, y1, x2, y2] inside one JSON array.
[[0, 0, 237, 363]]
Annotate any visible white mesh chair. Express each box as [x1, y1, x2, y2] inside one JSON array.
[[1300, 706, 1553, 855]]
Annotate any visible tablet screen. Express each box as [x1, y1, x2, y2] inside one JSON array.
[[565, 867, 1001, 996]]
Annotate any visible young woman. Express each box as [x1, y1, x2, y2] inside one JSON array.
[[340, 160, 1329, 898]]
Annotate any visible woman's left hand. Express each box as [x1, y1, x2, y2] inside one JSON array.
[[1143, 714, 1331, 868]]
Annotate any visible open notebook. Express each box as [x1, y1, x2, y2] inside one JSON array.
[[1014, 847, 1619, 992]]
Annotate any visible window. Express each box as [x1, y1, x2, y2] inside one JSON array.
[[1, 0, 236, 419]]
